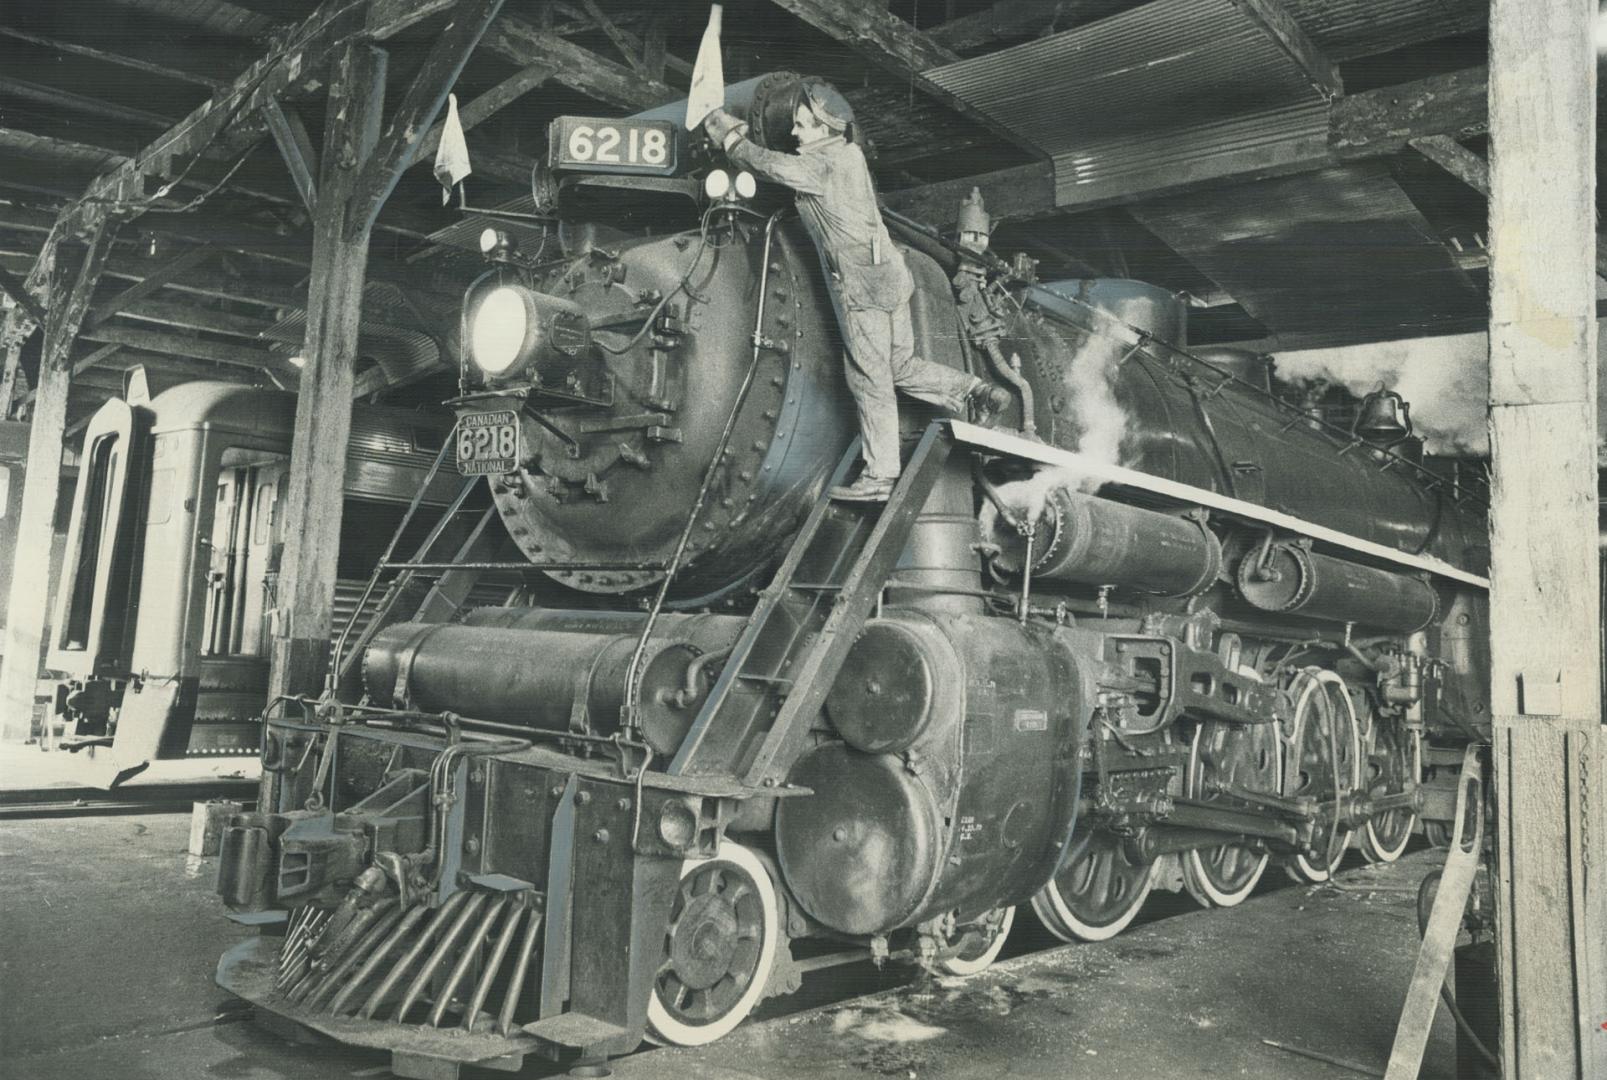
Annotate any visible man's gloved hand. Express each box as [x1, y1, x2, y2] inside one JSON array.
[[703, 107, 743, 147]]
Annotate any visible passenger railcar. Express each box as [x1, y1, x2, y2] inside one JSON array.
[[46, 373, 471, 785]]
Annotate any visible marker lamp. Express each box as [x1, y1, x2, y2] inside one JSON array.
[[703, 169, 731, 200]]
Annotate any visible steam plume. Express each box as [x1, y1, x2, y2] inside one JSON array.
[[1273, 333, 1490, 456], [979, 339, 1132, 538]]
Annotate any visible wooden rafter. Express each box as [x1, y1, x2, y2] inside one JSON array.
[[79, 323, 291, 374], [760, 0, 1043, 159], [85, 245, 218, 330], [484, 16, 677, 111], [0, 263, 47, 327], [0, 76, 175, 129], [45, 0, 386, 240], [262, 98, 321, 213], [350, 0, 510, 236], [0, 26, 230, 89], [116, 299, 276, 340], [409, 63, 553, 167], [578, 0, 650, 75], [1227, 0, 1341, 98]]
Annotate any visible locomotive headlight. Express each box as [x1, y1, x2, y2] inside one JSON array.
[[734, 170, 757, 199], [703, 168, 732, 200], [469, 286, 530, 376]]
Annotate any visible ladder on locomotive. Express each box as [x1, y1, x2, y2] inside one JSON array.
[[331, 473, 506, 691], [669, 421, 956, 787]]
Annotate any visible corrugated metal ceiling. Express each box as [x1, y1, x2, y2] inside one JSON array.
[[1282, 0, 1485, 61], [925, 0, 1337, 208], [1127, 163, 1485, 343]]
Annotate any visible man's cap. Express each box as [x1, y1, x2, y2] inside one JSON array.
[[802, 79, 854, 132]]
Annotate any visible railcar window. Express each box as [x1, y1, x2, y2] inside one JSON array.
[[60, 433, 122, 651]]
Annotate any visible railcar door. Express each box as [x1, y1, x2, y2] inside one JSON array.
[[47, 399, 152, 678], [200, 452, 287, 662]]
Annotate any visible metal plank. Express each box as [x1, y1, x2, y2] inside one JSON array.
[[951, 420, 1490, 588]]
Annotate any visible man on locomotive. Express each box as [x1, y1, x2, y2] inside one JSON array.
[[704, 81, 1010, 501]]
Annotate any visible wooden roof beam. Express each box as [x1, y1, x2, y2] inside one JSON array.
[[114, 299, 277, 340], [0, 25, 231, 90], [46, 0, 391, 239], [1228, 0, 1340, 99], [1407, 132, 1607, 283], [483, 16, 677, 111], [85, 245, 218, 330], [0, 76, 176, 129], [408, 62, 552, 168], [0, 250, 297, 311], [79, 323, 296, 376]]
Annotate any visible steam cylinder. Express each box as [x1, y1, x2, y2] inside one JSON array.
[[363, 615, 744, 754], [1235, 542, 1439, 633], [990, 487, 1222, 598]]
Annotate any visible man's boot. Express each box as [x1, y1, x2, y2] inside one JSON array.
[[966, 380, 1014, 428], [829, 474, 896, 502]]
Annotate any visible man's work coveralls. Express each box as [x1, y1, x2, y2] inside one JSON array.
[[726, 133, 975, 479]]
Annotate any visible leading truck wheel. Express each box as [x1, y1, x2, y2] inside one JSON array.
[[646, 841, 780, 1047]]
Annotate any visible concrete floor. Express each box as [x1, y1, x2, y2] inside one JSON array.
[[0, 811, 1462, 1080], [0, 742, 259, 792]]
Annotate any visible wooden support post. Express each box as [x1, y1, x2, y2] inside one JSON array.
[[269, 0, 505, 701], [0, 214, 117, 742], [266, 42, 389, 701], [1486, 1, 1607, 1076]]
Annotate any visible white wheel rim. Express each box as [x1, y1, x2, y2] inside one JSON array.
[[937, 907, 1015, 975], [1361, 729, 1420, 863], [1286, 669, 1362, 883], [645, 840, 780, 1047]]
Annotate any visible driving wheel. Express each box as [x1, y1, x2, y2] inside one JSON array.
[[1357, 721, 1421, 863], [1181, 717, 1281, 907], [1282, 668, 1362, 883], [1031, 825, 1154, 942]]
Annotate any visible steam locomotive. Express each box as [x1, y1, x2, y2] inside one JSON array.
[[212, 74, 1489, 1076]]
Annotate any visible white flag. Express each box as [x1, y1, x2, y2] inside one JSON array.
[[686, 4, 725, 130], [433, 93, 472, 204]]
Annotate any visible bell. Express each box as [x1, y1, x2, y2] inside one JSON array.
[[1354, 389, 1412, 447]]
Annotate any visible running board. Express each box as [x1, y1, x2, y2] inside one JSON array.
[[950, 420, 1489, 590]]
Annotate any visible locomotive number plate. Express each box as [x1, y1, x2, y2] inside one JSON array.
[[456, 411, 520, 475], [549, 116, 679, 176]]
